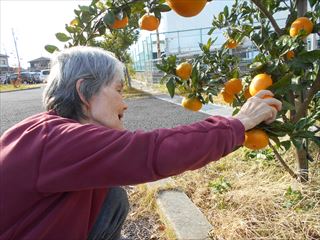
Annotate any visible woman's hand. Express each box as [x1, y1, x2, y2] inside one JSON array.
[[234, 90, 282, 131]]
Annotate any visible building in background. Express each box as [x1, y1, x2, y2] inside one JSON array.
[[0, 54, 10, 75], [28, 57, 50, 72]]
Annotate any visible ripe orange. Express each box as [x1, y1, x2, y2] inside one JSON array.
[[224, 78, 243, 94], [220, 89, 234, 104], [244, 129, 269, 150], [181, 97, 202, 111], [225, 39, 238, 49], [286, 51, 295, 60], [165, 0, 207, 17], [139, 14, 160, 31], [249, 73, 273, 96], [289, 17, 314, 37], [176, 62, 192, 80], [110, 16, 129, 29], [243, 88, 252, 99]]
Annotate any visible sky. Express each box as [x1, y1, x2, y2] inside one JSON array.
[[0, 0, 91, 69]]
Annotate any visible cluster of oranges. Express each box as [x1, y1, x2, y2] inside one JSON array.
[[110, 14, 159, 31]]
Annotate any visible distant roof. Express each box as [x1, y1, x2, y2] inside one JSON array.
[[0, 54, 9, 57], [28, 57, 51, 63]]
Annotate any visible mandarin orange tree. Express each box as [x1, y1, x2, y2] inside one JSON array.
[[47, 0, 319, 182], [157, 0, 320, 182]]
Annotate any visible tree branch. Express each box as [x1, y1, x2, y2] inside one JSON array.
[[250, 0, 283, 36], [269, 142, 297, 179], [293, 71, 320, 122]]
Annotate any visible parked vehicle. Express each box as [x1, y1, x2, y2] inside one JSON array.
[[40, 69, 50, 83], [30, 72, 41, 83]]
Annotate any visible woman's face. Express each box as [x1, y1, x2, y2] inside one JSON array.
[[86, 77, 128, 130]]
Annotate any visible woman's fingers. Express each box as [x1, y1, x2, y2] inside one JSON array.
[[253, 90, 282, 111], [262, 97, 282, 111], [255, 90, 274, 98], [264, 105, 278, 124]]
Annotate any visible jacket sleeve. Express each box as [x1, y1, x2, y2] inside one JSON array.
[[37, 116, 244, 192]]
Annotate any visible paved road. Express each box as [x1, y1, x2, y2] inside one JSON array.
[[1, 86, 211, 135]]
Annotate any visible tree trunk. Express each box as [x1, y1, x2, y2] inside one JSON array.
[[295, 0, 309, 182], [125, 65, 132, 89]]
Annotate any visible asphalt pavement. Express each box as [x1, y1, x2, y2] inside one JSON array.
[[0, 83, 232, 135]]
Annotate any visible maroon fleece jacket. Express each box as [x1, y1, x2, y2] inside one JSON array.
[[0, 111, 244, 239]]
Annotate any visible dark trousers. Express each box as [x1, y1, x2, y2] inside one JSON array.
[[88, 187, 129, 240]]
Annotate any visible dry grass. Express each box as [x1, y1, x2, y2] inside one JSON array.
[[0, 83, 44, 92], [125, 184, 170, 239], [173, 147, 320, 240]]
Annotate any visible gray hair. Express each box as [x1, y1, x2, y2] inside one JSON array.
[[43, 46, 124, 121]]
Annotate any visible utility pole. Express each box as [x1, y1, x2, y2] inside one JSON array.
[[11, 28, 21, 84]]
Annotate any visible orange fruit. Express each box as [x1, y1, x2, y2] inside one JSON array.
[[220, 89, 234, 104], [176, 62, 192, 80], [225, 39, 238, 49], [181, 97, 202, 111], [139, 14, 160, 31], [286, 51, 295, 60], [224, 78, 243, 94], [249, 73, 273, 96], [110, 16, 129, 29], [244, 129, 269, 150], [166, 0, 207, 17], [243, 88, 252, 99], [289, 17, 314, 37]]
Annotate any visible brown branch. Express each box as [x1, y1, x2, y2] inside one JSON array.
[[250, 0, 283, 36], [269, 142, 297, 179], [288, 90, 296, 121], [293, 71, 320, 122]]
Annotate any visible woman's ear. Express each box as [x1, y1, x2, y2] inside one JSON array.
[[76, 79, 89, 107]]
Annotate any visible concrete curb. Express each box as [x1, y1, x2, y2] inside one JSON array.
[[132, 80, 223, 239], [147, 179, 212, 240]]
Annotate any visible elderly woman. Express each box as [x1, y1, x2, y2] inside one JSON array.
[[0, 46, 281, 240]]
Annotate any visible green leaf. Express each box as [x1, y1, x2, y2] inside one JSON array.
[[291, 138, 303, 150], [157, 4, 171, 12], [154, 9, 162, 20], [55, 32, 71, 42], [280, 140, 291, 151], [290, 50, 320, 68], [166, 77, 175, 98], [103, 11, 115, 25], [45, 45, 59, 53], [269, 73, 292, 92], [224, 6, 229, 18], [309, 0, 317, 7], [79, 5, 91, 12], [65, 25, 76, 33], [281, 101, 296, 111]]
